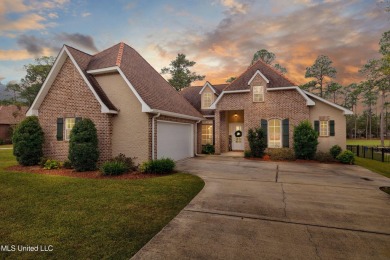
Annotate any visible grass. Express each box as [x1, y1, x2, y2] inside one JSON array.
[[347, 139, 390, 147], [355, 157, 390, 178], [0, 147, 204, 259]]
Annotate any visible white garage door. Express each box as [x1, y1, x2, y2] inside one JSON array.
[[157, 121, 194, 161]]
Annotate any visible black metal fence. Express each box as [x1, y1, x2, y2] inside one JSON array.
[[346, 145, 390, 163]]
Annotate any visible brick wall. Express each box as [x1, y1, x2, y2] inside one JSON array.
[[215, 73, 309, 153], [39, 57, 112, 163]]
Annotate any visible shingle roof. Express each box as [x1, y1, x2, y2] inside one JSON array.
[[180, 83, 228, 115], [0, 105, 28, 124], [66, 43, 203, 119], [225, 59, 295, 91], [66, 45, 118, 111]]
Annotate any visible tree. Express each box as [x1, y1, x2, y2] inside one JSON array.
[[161, 54, 205, 91], [302, 55, 337, 97], [12, 116, 44, 166], [5, 81, 21, 103], [68, 118, 99, 171], [293, 121, 318, 160], [342, 83, 362, 139], [250, 49, 287, 74], [326, 82, 343, 103], [226, 77, 236, 83], [19, 56, 55, 106]]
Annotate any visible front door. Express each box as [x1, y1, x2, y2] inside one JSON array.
[[229, 123, 244, 150]]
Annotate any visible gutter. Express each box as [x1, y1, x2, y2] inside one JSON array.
[[151, 113, 161, 160]]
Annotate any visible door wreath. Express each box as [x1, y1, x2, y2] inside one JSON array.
[[234, 130, 242, 137]]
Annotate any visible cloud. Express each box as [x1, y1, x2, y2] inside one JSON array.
[[55, 33, 98, 52], [0, 13, 46, 33], [219, 0, 249, 14], [48, 12, 58, 19], [81, 12, 91, 17], [17, 35, 48, 55], [0, 48, 52, 60]]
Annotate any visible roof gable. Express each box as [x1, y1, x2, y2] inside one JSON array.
[[199, 82, 217, 95], [0, 105, 28, 124], [225, 59, 295, 91]]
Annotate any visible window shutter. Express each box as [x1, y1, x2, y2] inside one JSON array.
[[314, 120, 319, 133], [261, 119, 268, 146], [282, 119, 289, 148], [56, 118, 63, 141], [329, 120, 335, 136], [75, 117, 82, 123]]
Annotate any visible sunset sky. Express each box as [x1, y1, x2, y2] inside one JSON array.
[[0, 0, 388, 87]]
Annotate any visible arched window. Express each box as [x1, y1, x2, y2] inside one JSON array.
[[268, 119, 281, 148]]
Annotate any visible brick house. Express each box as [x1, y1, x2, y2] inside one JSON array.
[[27, 42, 352, 163], [181, 60, 353, 154], [0, 105, 27, 144], [27, 43, 203, 163]]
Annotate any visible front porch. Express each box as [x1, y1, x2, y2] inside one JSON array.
[[215, 110, 245, 154]]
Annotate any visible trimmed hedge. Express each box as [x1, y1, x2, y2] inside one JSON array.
[[140, 158, 175, 174], [12, 116, 44, 166], [337, 150, 355, 164], [247, 127, 267, 158], [293, 120, 318, 160], [101, 161, 128, 176], [267, 148, 295, 161]]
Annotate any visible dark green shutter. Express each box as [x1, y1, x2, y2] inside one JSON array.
[[282, 119, 289, 148], [75, 117, 82, 123], [314, 120, 319, 133], [56, 118, 63, 141], [261, 119, 268, 146], [329, 120, 335, 136]]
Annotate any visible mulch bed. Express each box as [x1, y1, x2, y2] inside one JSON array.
[[6, 165, 160, 180]]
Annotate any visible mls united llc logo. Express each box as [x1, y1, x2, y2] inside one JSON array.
[[1, 245, 53, 252]]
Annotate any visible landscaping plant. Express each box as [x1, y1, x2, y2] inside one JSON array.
[[140, 158, 175, 174], [336, 150, 355, 164], [293, 120, 319, 160], [330, 145, 342, 158], [44, 159, 61, 170], [267, 148, 296, 161], [101, 161, 128, 176], [68, 118, 99, 171], [314, 151, 335, 163], [12, 116, 44, 166], [247, 127, 267, 157], [202, 144, 215, 154]]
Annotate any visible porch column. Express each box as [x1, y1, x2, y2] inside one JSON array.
[[215, 111, 221, 154]]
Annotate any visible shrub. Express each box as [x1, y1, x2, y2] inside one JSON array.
[[140, 158, 175, 174], [63, 160, 73, 169], [244, 150, 252, 158], [202, 144, 215, 154], [0, 139, 3, 145], [101, 161, 128, 176], [110, 153, 137, 172], [293, 120, 318, 160], [336, 150, 355, 164], [68, 118, 99, 172], [330, 145, 342, 159], [44, 159, 61, 170], [267, 148, 295, 161], [314, 151, 335, 163], [12, 116, 44, 166], [39, 157, 48, 168], [247, 127, 267, 158]]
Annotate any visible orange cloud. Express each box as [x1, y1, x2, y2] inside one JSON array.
[[0, 48, 53, 60]]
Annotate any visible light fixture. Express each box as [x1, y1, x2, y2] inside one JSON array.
[[234, 113, 238, 117]]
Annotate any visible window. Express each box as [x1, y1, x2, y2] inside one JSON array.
[[253, 86, 264, 102], [268, 119, 281, 148], [320, 120, 329, 137], [202, 122, 213, 145], [65, 118, 75, 141], [202, 92, 213, 108]]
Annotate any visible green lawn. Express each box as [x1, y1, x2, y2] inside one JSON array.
[[355, 157, 390, 178], [0, 147, 204, 259], [347, 139, 390, 147]]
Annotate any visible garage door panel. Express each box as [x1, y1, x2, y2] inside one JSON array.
[[157, 121, 193, 161]]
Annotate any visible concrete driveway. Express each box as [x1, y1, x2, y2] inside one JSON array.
[[133, 157, 390, 259]]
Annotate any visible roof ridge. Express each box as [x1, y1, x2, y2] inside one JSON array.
[[64, 44, 92, 56], [116, 42, 125, 66], [257, 59, 296, 86], [91, 42, 121, 57]]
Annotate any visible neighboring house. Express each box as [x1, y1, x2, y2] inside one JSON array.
[[180, 60, 353, 154], [27, 43, 203, 163], [0, 105, 28, 143]]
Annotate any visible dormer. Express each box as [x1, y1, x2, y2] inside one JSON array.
[[248, 70, 269, 103], [199, 81, 217, 109]]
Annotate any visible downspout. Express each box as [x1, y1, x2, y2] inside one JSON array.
[[195, 120, 202, 156], [151, 113, 161, 160]]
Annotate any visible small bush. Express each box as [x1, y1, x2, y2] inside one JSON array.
[[202, 144, 215, 154], [63, 160, 72, 169], [111, 153, 137, 172], [330, 145, 342, 159], [336, 150, 355, 164], [39, 157, 48, 168], [0, 139, 3, 145], [244, 150, 252, 158], [267, 148, 295, 161], [314, 151, 336, 163], [101, 161, 128, 176], [68, 118, 99, 172], [44, 159, 61, 170], [140, 158, 175, 174], [293, 120, 318, 160], [247, 127, 267, 158]]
